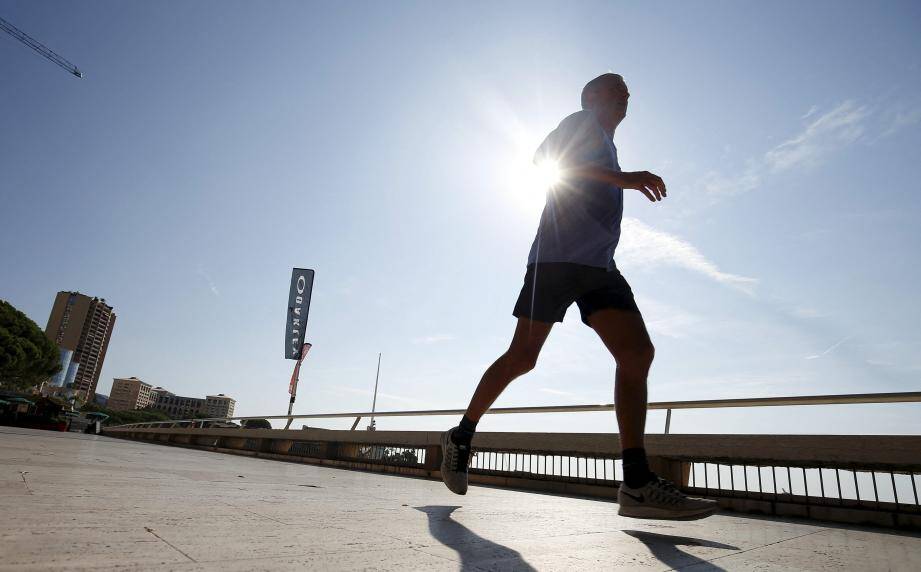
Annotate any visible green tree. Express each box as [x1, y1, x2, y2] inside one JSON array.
[[242, 418, 272, 429], [80, 402, 174, 426], [0, 300, 61, 392]]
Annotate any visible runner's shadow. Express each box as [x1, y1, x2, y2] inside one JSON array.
[[414, 505, 536, 571], [623, 530, 738, 571]]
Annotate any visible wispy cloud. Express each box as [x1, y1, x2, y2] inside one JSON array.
[[618, 218, 757, 293], [635, 296, 701, 339], [196, 266, 220, 297], [791, 306, 824, 319], [332, 385, 425, 406], [765, 101, 869, 172], [878, 106, 921, 139], [539, 387, 576, 397], [656, 372, 805, 396], [805, 335, 852, 360], [538, 387, 595, 403], [412, 334, 455, 345], [801, 105, 819, 120], [700, 164, 760, 196], [699, 99, 887, 198]]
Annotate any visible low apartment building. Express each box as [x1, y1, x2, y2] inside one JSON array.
[[152, 393, 206, 418], [205, 394, 236, 418], [107, 377, 153, 411]]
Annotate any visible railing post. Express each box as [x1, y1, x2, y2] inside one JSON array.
[[648, 456, 689, 487], [424, 445, 442, 473], [665, 409, 672, 434], [326, 442, 341, 461]]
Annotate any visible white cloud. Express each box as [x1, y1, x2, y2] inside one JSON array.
[[538, 387, 575, 396], [805, 335, 852, 360], [791, 306, 824, 319], [618, 218, 757, 293], [537, 387, 593, 404], [765, 101, 869, 172], [700, 165, 760, 196], [196, 266, 220, 297], [801, 105, 819, 120], [879, 107, 921, 139], [331, 385, 425, 406], [700, 100, 877, 199], [635, 296, 701, 339], [412, 334, 455, 345]]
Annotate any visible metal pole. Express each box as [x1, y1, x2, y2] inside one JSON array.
[[368, 353, 381, 430], [284, 396, 295, 430], [285, 343, 311, 430], [665, 409, 672, 434]]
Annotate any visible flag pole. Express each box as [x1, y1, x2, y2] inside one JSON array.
[[368, 352, 381, 430], [285, 342, 311, 429]]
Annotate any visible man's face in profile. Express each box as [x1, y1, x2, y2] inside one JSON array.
[[601, 77, 630, 128]]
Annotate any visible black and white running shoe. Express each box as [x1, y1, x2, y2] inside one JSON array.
[[618, 477, 718, 520], [440, 427, 472, 495]]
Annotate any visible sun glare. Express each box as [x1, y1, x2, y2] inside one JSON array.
[[535, 160, 561, 188], [507, 156, 561, 213]]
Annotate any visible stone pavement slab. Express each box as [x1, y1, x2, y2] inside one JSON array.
[[1, 427, 919, 571]]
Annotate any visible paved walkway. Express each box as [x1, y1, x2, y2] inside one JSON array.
[[1, 427, 920, 571]]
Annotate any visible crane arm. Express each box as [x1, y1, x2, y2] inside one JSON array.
[[0, 15, 83, 78]]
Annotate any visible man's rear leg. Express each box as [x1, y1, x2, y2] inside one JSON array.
[[440, 317, 553, 495], [464, 317, 554, 423]]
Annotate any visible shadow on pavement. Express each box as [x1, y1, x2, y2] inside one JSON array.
[[414, 505, 536, 571], [623, 530, 739, 571]]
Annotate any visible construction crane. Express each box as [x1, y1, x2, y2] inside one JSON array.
[[0, 14, 83, 78]]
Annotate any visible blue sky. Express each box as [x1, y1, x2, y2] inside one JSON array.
[[2, 1, 920, 434]]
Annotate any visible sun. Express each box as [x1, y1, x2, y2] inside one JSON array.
[[534, 159, 561, 188], [507, 155, 561, 212]]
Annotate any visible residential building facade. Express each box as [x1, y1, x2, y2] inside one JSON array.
[[149, 387, 172, 404], [107, 377, 152, 411], [205, 394, 236, 418], [45, 292, 116, 398], [152, 393, 206, 418]]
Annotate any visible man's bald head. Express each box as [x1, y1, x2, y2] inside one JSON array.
[[581, 73, 628, 110]]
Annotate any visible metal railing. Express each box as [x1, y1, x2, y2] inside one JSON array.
[[113, 390, 921, 434]]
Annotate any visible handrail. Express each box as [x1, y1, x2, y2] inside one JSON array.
[[110, 390, 921, 430]]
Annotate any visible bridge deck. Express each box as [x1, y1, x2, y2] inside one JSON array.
[[1, 427, 919, 571]]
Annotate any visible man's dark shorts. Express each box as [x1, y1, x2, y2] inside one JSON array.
[[513, 262, 639, 326]]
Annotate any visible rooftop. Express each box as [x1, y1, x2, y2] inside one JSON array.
[[2, 427, 920, 570]]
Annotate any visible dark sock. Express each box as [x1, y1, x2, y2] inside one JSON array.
[[452, 415, 478, 446], [622, 447, 654, 488]]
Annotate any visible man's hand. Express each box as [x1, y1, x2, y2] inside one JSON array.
[[561, 166, 668, 202], [617, 171, 667, 202]]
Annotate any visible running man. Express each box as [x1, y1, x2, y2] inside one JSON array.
[[441, 73, 718, 520]]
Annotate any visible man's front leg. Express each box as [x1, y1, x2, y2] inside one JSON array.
[[587, 308, 654, 448]]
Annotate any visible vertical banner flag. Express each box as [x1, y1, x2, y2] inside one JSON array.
[[285, 268, 315, 360], [289, 343, 312, 398]]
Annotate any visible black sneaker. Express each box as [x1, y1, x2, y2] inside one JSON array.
[[618, 476, 718, 520], [440, 427, 471, 495]]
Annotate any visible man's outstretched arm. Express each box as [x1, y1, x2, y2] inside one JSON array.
[[562, 165, 667, 202]]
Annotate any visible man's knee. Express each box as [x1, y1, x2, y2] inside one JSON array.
[[615, 341, 655, 371], [504, 348, 540, 375]]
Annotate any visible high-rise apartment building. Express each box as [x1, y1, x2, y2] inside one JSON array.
[[45, 292, 116, 397], [107, 377, 153, 411], [205, 394, 236, 418]]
